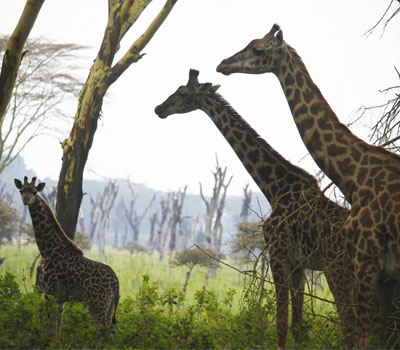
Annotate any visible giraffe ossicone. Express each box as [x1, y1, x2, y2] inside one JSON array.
[[217, 23, 400, 349], [155, 69, 356, 350], [14, 176, 119, 329]]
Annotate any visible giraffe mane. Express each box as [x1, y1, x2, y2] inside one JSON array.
[[213, 91, 320, 188], [38, 196, 83, 255]]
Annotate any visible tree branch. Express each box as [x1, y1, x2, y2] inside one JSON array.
[[0, 0, 44, 122]]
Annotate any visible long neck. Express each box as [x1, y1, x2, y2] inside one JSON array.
[[275, 45, 370, 202], [28, 196, 82, 257], [199, 91, 319, 204]]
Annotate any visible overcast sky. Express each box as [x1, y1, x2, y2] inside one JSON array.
[[1, 1, 399, 197]]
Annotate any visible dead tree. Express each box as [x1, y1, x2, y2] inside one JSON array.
[[189, 213, 199, 246], [155, 194, 170, 260], [88, 194, 101, 245], [240, 184, 252, 224], [121, 179, 155, 243], [200, 156, 232, 277], [96, 180, 119, 260], [200, 156, 233, 253], [41, 185, 57, 211], [167, 186, 187, 268], [148, 212, 158, 254]]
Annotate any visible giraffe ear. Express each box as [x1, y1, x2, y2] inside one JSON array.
[[14, 179, 22, 189], [37, 182, 46, 192]]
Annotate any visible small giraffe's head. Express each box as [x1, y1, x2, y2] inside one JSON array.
[[14, 176, 45, 205], [217, 24, 286, 76], [155, 69, 220, 118]]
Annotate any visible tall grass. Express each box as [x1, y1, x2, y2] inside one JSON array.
[[0, 243, 244, 305]]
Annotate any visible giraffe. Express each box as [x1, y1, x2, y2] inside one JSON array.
[[217, 23, 400, 348], [14, 176, 119, 329], [155, 69, 356, 349]]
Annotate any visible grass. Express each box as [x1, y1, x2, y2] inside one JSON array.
[[0, 243, 244, 306]]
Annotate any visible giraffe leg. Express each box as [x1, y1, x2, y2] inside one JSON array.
[[289, 268, 305, 345], [385, 281, 400, 348], [270, 260, 290, 350], [354, 258, 382, 349], [325, 269, 357, 349], [89, 302, 109, 329], [55, 302, 65, 342]]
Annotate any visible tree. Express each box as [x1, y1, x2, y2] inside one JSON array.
[[0, 0, 44, 123], [173, 247, 217, 294], [240, 184, 252, 224], [0, 37, 84, 175], [148, 212, 158, 254], [96, 180, 119, 259], [200, 156, 233, 254], [166, 186, 187, 268], [154, 194, 170, 260], [200, 156, 232, 278], [56, 0, 178, 240], [121, 179, 155, 244], [0, 201, 19, 246]]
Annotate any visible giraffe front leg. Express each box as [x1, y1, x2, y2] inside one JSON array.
[[354, 259, 382, 349], [271, 261, 290, 350], [325, 268, 357, 349], [290, 268, 305, 345]]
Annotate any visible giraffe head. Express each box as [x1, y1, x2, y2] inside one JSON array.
[[155, 69, 220, 118], [14, 176, 46, 205], [217, 24, 286, 75]]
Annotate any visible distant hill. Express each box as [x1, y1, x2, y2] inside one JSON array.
[[2, 156, 270, 253]]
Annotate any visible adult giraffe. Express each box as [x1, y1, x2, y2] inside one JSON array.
[[217, 23, 400, 348], [155, 69, 355, 349]]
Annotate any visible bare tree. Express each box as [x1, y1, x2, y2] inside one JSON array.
[[200, 156, 232, 278], [148, 212, 158, 254], [96, 180, 119, 260], [56, 0, 178, 240], [155, 194, 170, 260], [240, 184, 252, 224], [88, 194, 101, 245], [41, 184, 57, 211], [0, 36, 85, 174], [121, 179, 155, 243], [364, 0, 400, 37], [0, 0, 44, 123], [200, 156, 233, 253], [167, 186, 187, 263]]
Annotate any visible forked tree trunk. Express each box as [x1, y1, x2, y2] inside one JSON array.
[[55, 0, 178, 239]]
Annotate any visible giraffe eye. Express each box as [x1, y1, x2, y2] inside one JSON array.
[[252, 47, 264, 56]]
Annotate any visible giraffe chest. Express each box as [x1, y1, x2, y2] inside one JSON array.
[[39, 254, 89, 300]]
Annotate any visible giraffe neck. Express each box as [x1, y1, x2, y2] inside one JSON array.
[[199, 91, 319, 204], [28, 196, 82, 258], [275, 45, 368, 202]]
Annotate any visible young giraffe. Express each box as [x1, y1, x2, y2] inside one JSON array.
[[14, 176, 119, 329], [217, 23, 400, 348], [155, 69, 356, 349]]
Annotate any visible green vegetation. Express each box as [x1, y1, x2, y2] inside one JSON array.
[[0, 244, 349, 349]]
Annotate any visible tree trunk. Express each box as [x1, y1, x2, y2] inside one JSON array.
[[55, 0, 178, 240]]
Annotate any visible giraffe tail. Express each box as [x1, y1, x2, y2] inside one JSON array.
[[110, 290, 119, 325]]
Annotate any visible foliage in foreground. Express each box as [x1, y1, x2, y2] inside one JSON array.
[[0, 270, 348, 350]]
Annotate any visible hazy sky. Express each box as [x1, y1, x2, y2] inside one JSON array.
[[1, 1, 399, 197]]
